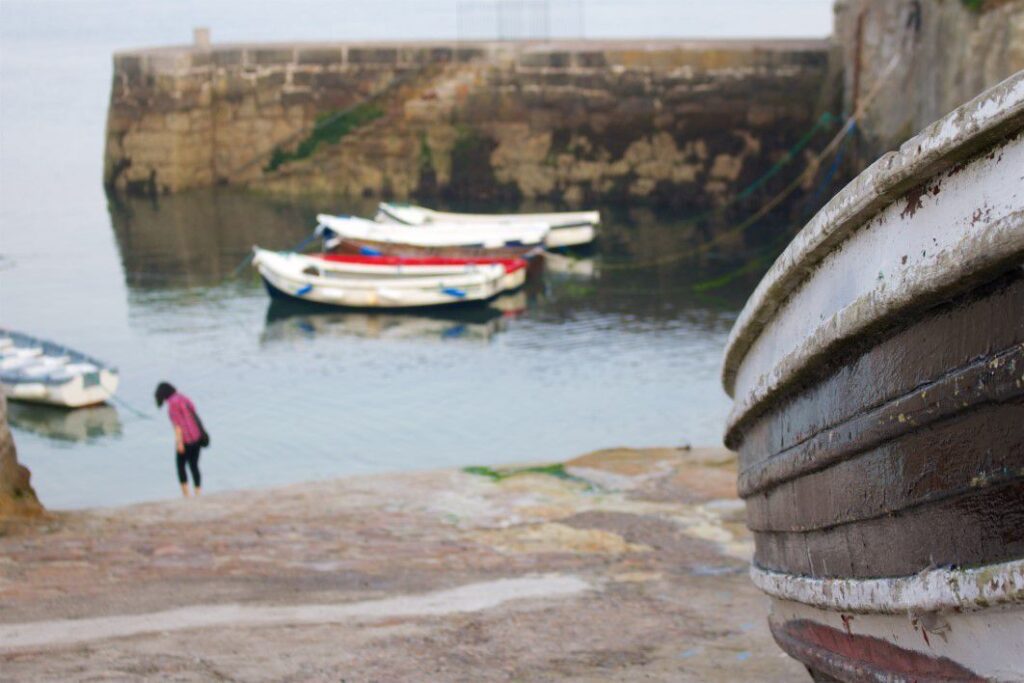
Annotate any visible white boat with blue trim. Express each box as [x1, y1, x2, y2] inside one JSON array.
[[0, 330, 119, 408], [252, 248, 528, 309], [375, 202, 598, 249]]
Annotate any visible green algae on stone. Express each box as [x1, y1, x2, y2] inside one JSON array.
[[463, 463, 595, 489], [265, 103, 384, 172]]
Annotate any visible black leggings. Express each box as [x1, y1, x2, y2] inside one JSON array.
[[176, 442, 202, 487]]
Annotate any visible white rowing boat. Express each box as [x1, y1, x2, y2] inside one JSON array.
[[317, 214, 549, 258], [252, 248, 528, 309], [0, 330, 119, 408], [375, 203, 598, 249]]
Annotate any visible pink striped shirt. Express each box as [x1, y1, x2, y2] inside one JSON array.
[[166, 393, 202, 445]]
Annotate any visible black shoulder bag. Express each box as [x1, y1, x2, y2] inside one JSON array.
[[189, 406, 211, 448]]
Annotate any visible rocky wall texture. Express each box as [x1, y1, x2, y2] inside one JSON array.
[[835, 0, 1024, 165], [0, 394, 43, 520], [105, 40, 833, 211]]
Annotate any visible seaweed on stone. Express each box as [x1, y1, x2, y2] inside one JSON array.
[[463, 463, 596, 489], [264, 103, 384, 172]]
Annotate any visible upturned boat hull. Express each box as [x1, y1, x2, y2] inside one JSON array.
[[721, 73, 1024, 681]]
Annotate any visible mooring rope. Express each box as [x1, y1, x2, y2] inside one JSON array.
[[100, 387, 154, 421], [598, 53, 904, 274], [230, 230, 321, 279]]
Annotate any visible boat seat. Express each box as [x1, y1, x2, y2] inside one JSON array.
[[1, 350, 44, 371], [61, 362, 99, 375], [21, 356, 72, 377]]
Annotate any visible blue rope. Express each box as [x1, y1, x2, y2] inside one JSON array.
[[231, 230, 320, 278], [102, 388, 154, 421], [805, 121, 856, 216]]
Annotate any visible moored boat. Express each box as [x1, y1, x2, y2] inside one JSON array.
[[721, 73, 1024, 681], [317, 214, 549, 258], [0, 330, 120, 408], [252, 248, 528, 309], [375, 202, 599, 249]]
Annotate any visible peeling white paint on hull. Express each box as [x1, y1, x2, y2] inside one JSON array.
[[720, 70, 1024, 682]]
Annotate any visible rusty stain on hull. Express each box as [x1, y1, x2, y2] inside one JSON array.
[[771, 619, 986, 682]]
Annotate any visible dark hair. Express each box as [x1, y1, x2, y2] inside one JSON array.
[[155, 382, 177, 407]]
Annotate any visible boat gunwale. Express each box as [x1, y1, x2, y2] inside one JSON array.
[[309, 251, 528, 273], [725, 207, 1024, 446], [0, 328, 118, 386], [751, 558, 1024, 615], [720, 71, 1024, 403], [376, 202, 601, 230], [317, 214, 550, 248]]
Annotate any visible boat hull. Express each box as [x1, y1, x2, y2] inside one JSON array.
[[317, 213, 548, 256], [333, 237, 541, 260], [375, 203, 598, 248], [2, 369, 119, 409], [721, 73, 1024, 681], [255, 249, 526, 310], [759, 561, 1024, 682], [0, 329, 120, 408]]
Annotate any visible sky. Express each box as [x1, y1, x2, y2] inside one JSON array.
[[0, 0, 836, 49]]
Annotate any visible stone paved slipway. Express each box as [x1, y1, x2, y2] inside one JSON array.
[[0, 447, 805, 682]]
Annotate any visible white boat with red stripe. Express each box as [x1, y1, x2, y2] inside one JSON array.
[[252, 248, 528, 309]]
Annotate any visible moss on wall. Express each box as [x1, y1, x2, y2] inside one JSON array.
[[264, 103, 383, 172]]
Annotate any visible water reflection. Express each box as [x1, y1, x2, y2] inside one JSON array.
[[107, 191, 377, 290], [542, 252, 597, 279], [46, 189, 762, 510], [261, 297, 523, 346], [7, 402, 122, 444], [106, 192, 758, 317]]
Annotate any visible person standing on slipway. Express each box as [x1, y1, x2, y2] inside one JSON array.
[[154, 382, 209, 497]]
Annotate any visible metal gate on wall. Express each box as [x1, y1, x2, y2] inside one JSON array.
[[456, 0, 586, 41]]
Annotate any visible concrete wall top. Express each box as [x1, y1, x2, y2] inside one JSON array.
[[721, 70, 1024, 411], [112, 38, 829, 76]]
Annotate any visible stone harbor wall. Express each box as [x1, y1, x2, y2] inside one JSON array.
[[105, 39, 834, 212], [834, 0, 1024, 165]]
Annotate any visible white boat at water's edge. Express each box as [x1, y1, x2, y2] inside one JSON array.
[[0, 330, 119, 408], [375, 203, 598, 249]]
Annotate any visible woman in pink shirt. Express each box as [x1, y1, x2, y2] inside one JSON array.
[[155, 382, 205, 497]]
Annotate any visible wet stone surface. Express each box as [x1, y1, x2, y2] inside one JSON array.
[[0, 447, 805, 682]]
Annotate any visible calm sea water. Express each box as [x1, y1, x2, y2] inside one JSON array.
[[0, 1, 810, 508]]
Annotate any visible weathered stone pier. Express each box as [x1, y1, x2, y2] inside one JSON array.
[[104, 39, 833, 209]]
